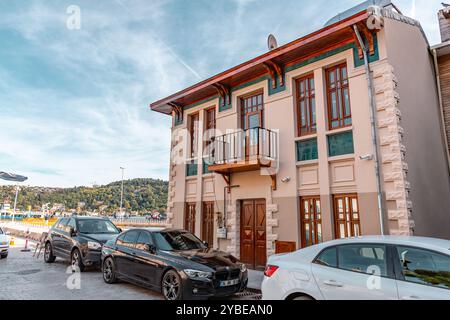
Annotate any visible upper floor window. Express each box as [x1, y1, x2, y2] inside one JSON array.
[[189, 113, 199, 158], [241, 92, 264, 130], [326, 64, 351, 130], [204, 107, 216, 148], [296, 75, 316, 136]]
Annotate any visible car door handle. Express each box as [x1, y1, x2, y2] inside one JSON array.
[[323, 280, 344, 287]]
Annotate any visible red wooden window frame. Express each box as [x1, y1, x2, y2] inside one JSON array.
[[189, 113, 199, 158], [300, 197, 322, 248], [333, 194, 361, 239], [296, 75, 316, 136], [326, 63, 352, 130], [240, 92, 264, 130], [204, 107, 216, 149]]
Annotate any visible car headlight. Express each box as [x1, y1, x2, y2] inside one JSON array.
[[0, 241, 8, 246], [184, 269, 213, 279], [239, 263, 247, 273], [87, 241, 102, 250]]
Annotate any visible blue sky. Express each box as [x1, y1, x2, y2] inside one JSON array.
[[0, 0, 443, 187]]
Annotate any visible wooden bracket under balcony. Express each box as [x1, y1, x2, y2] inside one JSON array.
[[212, 83, 231, 107], [270, 174, 277, 191], [263, 60, 284, 89]]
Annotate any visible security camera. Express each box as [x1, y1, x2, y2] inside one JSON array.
[[359, 154, 374, 161]]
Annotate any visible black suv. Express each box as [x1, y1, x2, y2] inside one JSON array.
[[44, 216, 121, 271]]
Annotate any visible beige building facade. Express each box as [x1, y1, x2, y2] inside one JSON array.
[[151, 2, 450, 270]]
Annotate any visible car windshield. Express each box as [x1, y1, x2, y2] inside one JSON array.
[[154, 231, 206, 251], [77, 219, 119, 234]]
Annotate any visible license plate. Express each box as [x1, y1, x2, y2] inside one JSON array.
[[220, 279, 239, 287]]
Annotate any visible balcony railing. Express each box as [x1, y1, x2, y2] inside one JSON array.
[[207, 127, 278, 170]]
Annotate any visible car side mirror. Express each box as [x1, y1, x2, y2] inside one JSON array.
[[69, 227, 76, 237], [145, 244, 156, 254], [5, 231, 10, 236], [117, 228, 122, 233], [203, 241, 209, 248]]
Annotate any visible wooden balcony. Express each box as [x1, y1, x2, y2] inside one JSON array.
[[206, 128, 278, 188]]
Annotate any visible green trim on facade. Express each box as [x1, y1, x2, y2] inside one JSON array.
[[186, 162, 198, 177], [218, 97, 232, 112], [353, 33, 379, 68], [296, 138, 319, 162], [327, 131, 355, 157]]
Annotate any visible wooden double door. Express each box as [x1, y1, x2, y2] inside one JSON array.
[[202, 202, 215, 247], [240, 199, 267, 270]]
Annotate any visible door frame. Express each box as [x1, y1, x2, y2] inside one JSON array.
[[239, 199, 267, 271]]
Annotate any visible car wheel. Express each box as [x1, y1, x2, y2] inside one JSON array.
[[0, 254, 7, 259], [102, 257, 117, 284], [162, 270, 183, 300], [71, 248, 85, 272], [44, 242, 56, 263]]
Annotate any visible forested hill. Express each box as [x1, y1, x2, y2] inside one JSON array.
[[0, 178, 168, 214]]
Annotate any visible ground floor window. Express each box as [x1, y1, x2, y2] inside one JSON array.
[[333, 194, 361, 239], [300, 197, 322, 247]]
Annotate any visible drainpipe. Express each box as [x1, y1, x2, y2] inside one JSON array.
[[353, 25, 385, 236], [432, 48, 450, 172]]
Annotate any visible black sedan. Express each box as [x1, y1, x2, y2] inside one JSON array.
[[44, 216, 121, 271], [101, 228, 248, 300]]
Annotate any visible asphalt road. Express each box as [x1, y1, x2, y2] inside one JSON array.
[[0, 238, 260, 300]]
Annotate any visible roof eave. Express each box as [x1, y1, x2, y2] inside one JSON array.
[[150, 9, 371, 115]]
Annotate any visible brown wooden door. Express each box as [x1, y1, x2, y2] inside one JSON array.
[[240, 199, 266, 270], [202, 202, 214, 247], [185, 203, 196, 234]]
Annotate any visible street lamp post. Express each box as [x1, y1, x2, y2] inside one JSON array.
[[119, 167, 125, 217], [12, 184, 19, 223]]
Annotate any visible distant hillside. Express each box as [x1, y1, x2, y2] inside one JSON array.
[[0, 178, 168, 214]]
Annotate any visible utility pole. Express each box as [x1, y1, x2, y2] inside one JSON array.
[[119, 167, 125, 217]]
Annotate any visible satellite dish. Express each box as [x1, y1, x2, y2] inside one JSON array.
[[268, 34, 278, 51]]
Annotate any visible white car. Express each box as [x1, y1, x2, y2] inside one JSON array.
[[0, 227, 10, 259], [262, 236, 450, 300]]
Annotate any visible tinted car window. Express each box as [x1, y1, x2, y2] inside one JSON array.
[[77, 219, 118, 234], [338, 245, 387, 277], [57, 218, 69, 231], [117, 230, 139, 248], [67, 218, 77, 231], [153, 231, 206, 251], [396, 246, 450, 290], [315, 247, 337, 268], [135, 232, 153, 251]]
